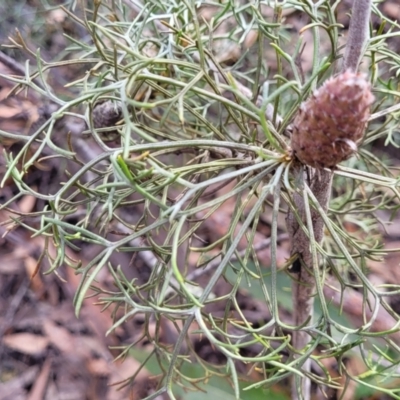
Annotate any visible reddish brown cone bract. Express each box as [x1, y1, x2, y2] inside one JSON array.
[[291, 71, 374, 169]]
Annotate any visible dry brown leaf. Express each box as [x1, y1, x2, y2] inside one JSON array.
[[111, 357, 148, 384], [27, 358, 51, 400], [0, 252, 23, 274], [24, 255, 44, 292], [86, 357, 110, 377], [42, 320, 75, 354], [46, 9, 67, 24], [383, 2, 400, 19], [3, 333, 49, 356], [18, 195, 37, 214], [243, 30, 258, 50]]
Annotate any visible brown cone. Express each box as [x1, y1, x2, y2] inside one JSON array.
[[291, 71, 374, 169]]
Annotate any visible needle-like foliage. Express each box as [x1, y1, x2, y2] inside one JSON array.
[[1, 1, 400, 399]]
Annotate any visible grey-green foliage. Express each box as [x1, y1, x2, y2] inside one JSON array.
[[1, 0, 400, 399]]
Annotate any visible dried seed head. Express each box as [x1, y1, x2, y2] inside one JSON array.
[[92, 100, 122, 130], [291, 71, 374, 169]]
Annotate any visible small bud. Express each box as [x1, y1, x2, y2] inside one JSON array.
[[291, 71, 374, 169]]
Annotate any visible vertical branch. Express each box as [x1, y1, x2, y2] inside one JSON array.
[[342, 0, 372, 73], [287, 1, 372, 399], [288, 169, 333, 400]]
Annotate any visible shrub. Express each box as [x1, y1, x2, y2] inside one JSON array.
[[1, 1, 400, 399]]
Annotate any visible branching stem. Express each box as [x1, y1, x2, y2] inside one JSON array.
[[287, 1, 372, 399]]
